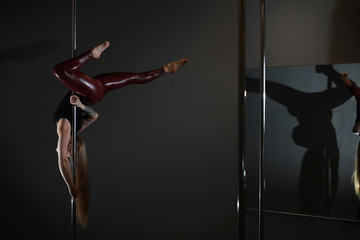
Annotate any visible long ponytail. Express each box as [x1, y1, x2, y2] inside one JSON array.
[[75, 136, 90, 227], [353, 140, 360, 198]]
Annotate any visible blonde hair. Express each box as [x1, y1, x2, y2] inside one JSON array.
[[353, 140, 360, 198], [75, 136, 90, 227]]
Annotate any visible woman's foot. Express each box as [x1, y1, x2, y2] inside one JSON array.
[[353, 121, 360, 135], [91, 41, 110, 59], [163, 59, 188, 74], [341, 72, 351, 86]]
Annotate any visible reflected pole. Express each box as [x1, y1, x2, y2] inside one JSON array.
[[238, 0, 246, 240], [259, 0, 266, 240], [71, 0, 77, 239]]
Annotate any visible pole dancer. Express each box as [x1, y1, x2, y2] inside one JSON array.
[[52, 40, 188, 227], [340, 73, 360, 199]]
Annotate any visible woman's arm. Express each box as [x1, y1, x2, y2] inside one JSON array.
[[56, 118, 78, 199], [70, 95, 99, 133]]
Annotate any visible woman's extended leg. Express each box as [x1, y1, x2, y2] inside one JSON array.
[[93, 59, 188, 93], [94, 69, 166, 92]]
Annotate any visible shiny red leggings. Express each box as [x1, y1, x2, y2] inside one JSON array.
[[53, 50, 166, 104]]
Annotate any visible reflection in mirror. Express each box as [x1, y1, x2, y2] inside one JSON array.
[[245, 63, 360, 221]]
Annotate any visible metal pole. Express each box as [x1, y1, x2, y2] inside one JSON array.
[[71, 0, 77, 239], [238, 0, 246, 239], [259, 0, 266, 239]]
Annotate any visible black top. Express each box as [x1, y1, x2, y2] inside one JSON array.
[[52, 92, 89, 132]]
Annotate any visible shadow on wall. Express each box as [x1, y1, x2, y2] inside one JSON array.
[[0, 40, 61, 63], [330, 0, 360, 63], [247, 65, 352, 216]]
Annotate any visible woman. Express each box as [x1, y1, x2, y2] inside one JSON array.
[[341, 73, 360, 199], [354, 140, 360, 198], [341, 72, 360, 134], [52, 41, 187, 226]]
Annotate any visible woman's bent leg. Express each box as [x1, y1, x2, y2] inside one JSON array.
[[53, 50, 106, 104], [353, 96, 360, 134], [53, 50, 93, 73]]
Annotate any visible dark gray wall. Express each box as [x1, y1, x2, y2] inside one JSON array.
[[0, 1, 71, 239], [246, 0, 360, 67], [0, 0, 238, 239]]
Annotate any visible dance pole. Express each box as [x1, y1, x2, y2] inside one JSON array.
[[71, 0, 77, 239], [259, 0, 266, 239], [238, 0, 246, 239]]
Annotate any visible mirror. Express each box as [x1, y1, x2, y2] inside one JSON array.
[[244, 0, 360, 238], [246, 63, 360, 219]]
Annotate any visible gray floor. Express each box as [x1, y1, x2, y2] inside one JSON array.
[[245, 210, 360, 240]]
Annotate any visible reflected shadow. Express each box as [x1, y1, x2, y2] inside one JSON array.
[[0, 40, 61, 64], [247, 65, 352, 216]]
